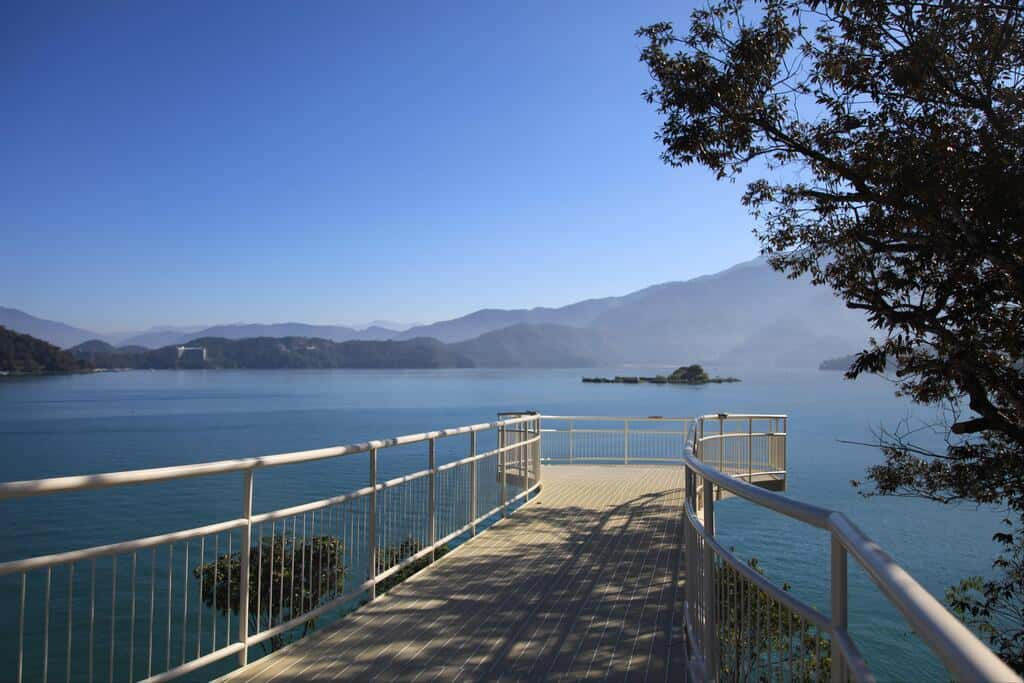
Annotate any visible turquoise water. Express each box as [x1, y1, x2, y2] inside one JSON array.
[[0, 368, 1004, 681]]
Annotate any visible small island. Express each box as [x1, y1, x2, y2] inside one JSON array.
[[583, 364, 739, 385]]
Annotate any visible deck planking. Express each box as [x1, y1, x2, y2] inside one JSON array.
[[221, 465, 685, 682]]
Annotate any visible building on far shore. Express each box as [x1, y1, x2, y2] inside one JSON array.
[[176, 346, 207, 362]]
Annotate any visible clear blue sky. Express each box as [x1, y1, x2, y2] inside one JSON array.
[[2, 1, 759, 332]]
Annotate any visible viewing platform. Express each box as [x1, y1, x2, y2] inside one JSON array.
[[224, 465, 684, 681], [0, 414, 1016, 682]]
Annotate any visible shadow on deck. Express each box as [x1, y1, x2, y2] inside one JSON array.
[[221, 465, 686, 682]]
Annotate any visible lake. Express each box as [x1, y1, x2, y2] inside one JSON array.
[[0, 368, 1003, 681]]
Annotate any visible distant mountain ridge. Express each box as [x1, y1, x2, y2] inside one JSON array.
[[5, 256, 875, 368], [0, 307, 101, 349], [70, 325, 609, 369]]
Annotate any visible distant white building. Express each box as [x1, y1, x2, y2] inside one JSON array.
[[176, 346, 207, 361]]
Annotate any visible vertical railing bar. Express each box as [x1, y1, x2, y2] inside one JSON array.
[[267, 521, 274, 631], [831, 535, 848, 683], [289, 517, 296, 628], [428, 437, 436, 561], [703, 476, 717, 680], [181, 542, 188, 666], [368, 447, 377, 600], [279, 520, 286, 627], [238, 469, 254, 666], [149, 546, 156, 677], [18, 572, 26, 683], [300, 513, 307, 617], [196, 537, 204, 661], [87, 563, 97, 680], [211, 534, 218, 653], [500, 425, 507, 518], [470, 432, 478, 535], [166, 544, 173, 672], [624, 417, 629, 464], [43, 567, 51, 683], [108, 556, 116, 683], [225, 532, 232, 648], [65, 564, 74, 683], [129, 553, 137, 680], [568, 419, 574, 463]]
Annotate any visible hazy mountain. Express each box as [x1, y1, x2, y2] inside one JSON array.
[[116, 330, 194, 349], [0, 307, 100, 349], [117, 322, 399, 348], [4, 256, 874, 367], [451, 323, 618, 368], [83, 336, 475, 370], [396, 256, 872, 367], [355, 320, 419, 332], [109, 325, 207, 347], [588, 257, 873, 366], [396, 297, 622, 343]]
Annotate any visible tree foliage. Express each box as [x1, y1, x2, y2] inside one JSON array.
[[193, 534, 344, 652], [718, 557, 830, 680], [638, 0, 1024, 667], [374, 536, 450, 595], [0, 326, 91, 374]]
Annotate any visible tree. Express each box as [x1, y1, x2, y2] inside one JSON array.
[[669, 364, 710, 383], [193, 534, 344, 653], [374, 536, 450, 595], [717, 556, 830, 680], [638, 0, 1024, 667]]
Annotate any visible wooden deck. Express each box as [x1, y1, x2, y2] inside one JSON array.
[[222, 465, 685, 682]]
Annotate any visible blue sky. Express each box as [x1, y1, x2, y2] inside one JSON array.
[[2, 1, 759, 332]]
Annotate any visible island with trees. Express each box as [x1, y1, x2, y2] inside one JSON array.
[[583, 364, 739, 385]]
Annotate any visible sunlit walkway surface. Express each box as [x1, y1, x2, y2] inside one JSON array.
[[222, 465, 685, 682]]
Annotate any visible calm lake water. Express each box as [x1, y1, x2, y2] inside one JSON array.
[[0, 368, 1003, 681]]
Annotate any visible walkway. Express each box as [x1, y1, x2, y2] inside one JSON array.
[[222, 465, 685, 682]]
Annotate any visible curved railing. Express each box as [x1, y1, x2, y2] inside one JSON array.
[[0, 414, 542, 682], [684, 413, 1019, 682]]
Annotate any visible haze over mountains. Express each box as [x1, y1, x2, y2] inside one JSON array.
[[2, 257, 872, 369]]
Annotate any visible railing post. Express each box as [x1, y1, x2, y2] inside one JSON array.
[[698, 418, 704, 462], [428, 437, 437, 561], [568, 419, 574, 464], [470, 431, 478, 536], [500, 425, 507, 517], [533, 417, 542, 492], [831, 535, 848, 683], [748, 417, 754, 482], [703, 475, 718, 680], [719, 415, 725, 473], [237, 469, 254, 666], [624, 418, 630, 464], [368, 448, 377, 600]]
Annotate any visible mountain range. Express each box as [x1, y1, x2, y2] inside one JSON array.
[[2, 256, 872, 369]]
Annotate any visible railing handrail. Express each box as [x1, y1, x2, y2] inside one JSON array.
[[539, 415, 691, 421], [689, 415, 1018, 683], [3, 413, 544, 682], [0, 414, 538, 501]]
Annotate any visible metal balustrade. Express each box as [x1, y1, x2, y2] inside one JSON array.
[[0, 414, 541, 683], [0, 410, 1017, 682], [540, 415, 691, 464], [683, 413, 1019, 682]]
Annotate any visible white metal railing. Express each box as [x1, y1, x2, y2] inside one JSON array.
[[683, 413, 1019, 682], [539, 415, 691, 464], [0, 414, 542, 683], [3, 411, 1016, 682]]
